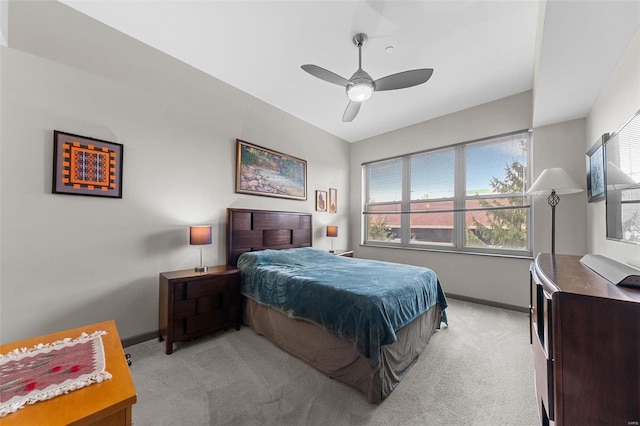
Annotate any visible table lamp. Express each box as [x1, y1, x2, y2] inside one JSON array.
[[326, 226, 338, 253], [190, 225, 212, 272]]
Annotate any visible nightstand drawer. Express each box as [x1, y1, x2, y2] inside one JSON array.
[[196, 294, 223, 313], [187, 275, 237, 298], [186, 311, 226, 334], [173, 319, 186, 338], [174, 282, 186, 300], [174, 299, 196, 319]]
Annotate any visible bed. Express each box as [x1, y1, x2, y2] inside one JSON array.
[[226, 208, 447, 403]]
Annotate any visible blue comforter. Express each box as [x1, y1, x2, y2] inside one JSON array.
[[238, 247, 447, 368]]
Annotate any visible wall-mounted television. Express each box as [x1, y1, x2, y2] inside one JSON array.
[[605, 109, 640, 245]]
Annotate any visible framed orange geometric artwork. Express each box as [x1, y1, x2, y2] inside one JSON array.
[[52, 131, 123, 198]]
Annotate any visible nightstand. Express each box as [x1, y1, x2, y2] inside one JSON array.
[[158, 265, 241, 354], [331, 250, 353, 257]]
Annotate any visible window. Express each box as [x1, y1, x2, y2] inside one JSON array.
[[363, 131, 531, 256]]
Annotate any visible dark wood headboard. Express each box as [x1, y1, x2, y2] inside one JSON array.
[[226, 208, 313, 266]]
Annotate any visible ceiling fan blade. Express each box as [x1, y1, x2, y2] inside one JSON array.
[[342, 101, 361, 122], [301, 64, 351, 87], [374, 68, 434, 92]]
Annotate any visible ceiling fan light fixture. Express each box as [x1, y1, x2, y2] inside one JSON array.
[[347, 83, 373, 102], [301, 32, 433, 122]]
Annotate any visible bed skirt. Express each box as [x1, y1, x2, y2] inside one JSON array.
[[244, 298, 443, 403]]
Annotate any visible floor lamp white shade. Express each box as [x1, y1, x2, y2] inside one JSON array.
[[607, 161, 637, 190], [527, 168, 583, 254]]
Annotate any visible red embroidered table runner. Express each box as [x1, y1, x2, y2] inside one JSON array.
[[0, 330, 111, 417]]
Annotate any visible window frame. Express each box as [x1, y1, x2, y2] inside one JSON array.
[[363, 130, 532, 257]]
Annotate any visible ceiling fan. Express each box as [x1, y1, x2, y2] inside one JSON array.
[[301, 33, 434, 122]]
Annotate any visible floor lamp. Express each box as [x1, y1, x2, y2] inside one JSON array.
[[527, 168, 582, 254]]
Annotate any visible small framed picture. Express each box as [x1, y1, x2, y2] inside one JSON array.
[[316, 190, 327, 212], [586, 133, 608, 203], [52, 131, 124, 198], [328, 188, 337, 213]]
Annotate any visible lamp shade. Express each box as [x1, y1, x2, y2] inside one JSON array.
[[607, 161, 637, 190], [326, 226, 338, 238], [189, 226, 212, 245], [527, 168, 583, 196]]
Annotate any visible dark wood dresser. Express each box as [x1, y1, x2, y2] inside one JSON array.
[[530, 253, 640, 425], [159, 265, 241, 354]]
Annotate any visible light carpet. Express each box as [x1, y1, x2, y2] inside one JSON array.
[[125, 298, 538, 425]]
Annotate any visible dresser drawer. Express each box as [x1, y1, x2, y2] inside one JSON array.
[[532, 327, 554, 421]]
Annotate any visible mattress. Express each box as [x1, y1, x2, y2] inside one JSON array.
[[238, 247, 447, 368], [237, 247, 447, 402]]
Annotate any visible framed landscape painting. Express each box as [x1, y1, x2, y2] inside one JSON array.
[[236, 139, 307, 200], [52, 131, 123, 198], [586, 133, 608, 203]]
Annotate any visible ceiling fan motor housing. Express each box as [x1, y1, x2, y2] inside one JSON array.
[[353, 33, 368, 47]]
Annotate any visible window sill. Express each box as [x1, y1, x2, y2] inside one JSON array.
[[360, 243, 534, 260]]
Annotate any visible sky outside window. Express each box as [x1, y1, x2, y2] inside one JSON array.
[[369, 133, 528, 203], [465, 136, 527, 195], [411, 150, 454, 200], [368, 159, 402, 203]]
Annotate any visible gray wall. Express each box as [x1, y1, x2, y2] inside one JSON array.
[[0, 7, 350, 343], [349, 91, 588, 309], [529, 118, 588, 255], [586, 28, 640, 268]]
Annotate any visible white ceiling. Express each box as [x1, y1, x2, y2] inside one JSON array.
[[10, 1, 640, 143]]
